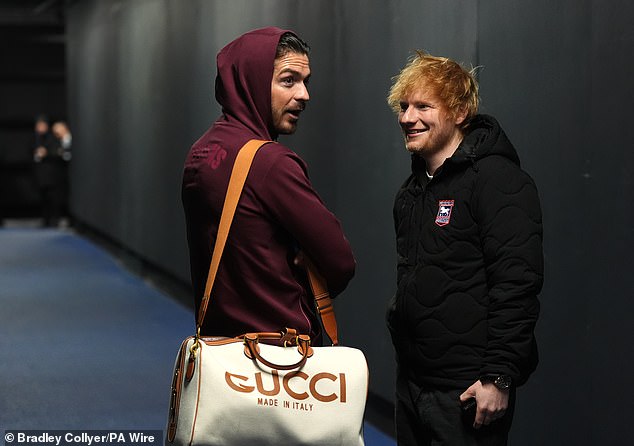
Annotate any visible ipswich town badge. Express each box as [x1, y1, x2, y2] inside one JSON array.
[[435, 200, 455, 227]]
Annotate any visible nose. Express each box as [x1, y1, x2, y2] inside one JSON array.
[[400, 105, 415, 125], [296, 82, 309, 102]]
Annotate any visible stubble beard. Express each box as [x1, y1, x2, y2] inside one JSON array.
[[276, 120, 298, 135], [403, 125, 458, 157], [403, 136, 439, 156]]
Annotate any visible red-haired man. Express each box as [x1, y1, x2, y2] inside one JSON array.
[[386, 52, 544, 445]]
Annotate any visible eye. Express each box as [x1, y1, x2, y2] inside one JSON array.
[[399, 103, 408, 112], [281, 76, 295, 86]]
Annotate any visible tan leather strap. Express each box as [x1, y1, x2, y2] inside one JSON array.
[[197, 139, 270, 328], [196, 139, 340, 347], [305, 257, 339, 346]]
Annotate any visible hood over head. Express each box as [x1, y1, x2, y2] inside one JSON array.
[[215, 26, 293, 140]]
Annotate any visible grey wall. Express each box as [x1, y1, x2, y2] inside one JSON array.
[[478, 1, 634, 444], [67, 1, 634, 444]]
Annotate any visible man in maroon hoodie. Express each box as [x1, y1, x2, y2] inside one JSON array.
[[182, 27, 355, 342]]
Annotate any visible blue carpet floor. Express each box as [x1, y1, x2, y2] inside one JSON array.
[[0, 228, 395, 445]]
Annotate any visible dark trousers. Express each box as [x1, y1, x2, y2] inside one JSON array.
[[40, 185, 66, 226], [395, 375, 515, 446]]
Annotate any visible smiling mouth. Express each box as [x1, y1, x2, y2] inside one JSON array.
[[405, 128, 426, 138]]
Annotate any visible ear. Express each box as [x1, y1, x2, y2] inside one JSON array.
[[454, 106, 468, 126]]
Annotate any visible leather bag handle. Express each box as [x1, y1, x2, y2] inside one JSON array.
[[243, 333, 313, 370], [196, 139, 340, 346]]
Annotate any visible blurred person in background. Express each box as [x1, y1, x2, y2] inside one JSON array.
[[52, 121, 72, 162], [33, 116, 71, 227]]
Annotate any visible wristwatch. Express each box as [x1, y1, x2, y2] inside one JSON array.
[[480, 374, 512, 390]]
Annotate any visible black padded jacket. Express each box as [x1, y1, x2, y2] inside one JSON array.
[[387, 114, 544, 390]]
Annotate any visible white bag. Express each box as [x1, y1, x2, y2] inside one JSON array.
[[166, 330, 368, 445]]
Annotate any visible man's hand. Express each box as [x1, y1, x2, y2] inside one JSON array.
[[459, 380, 509, 429]]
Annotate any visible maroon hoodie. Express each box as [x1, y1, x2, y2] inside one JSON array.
[[182, 27, 355, 340]]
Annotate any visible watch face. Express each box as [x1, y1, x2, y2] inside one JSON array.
[[494, 375, 512, 389]]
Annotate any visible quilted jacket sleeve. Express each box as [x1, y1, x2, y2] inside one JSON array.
[[474, 156, 544, 385]]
